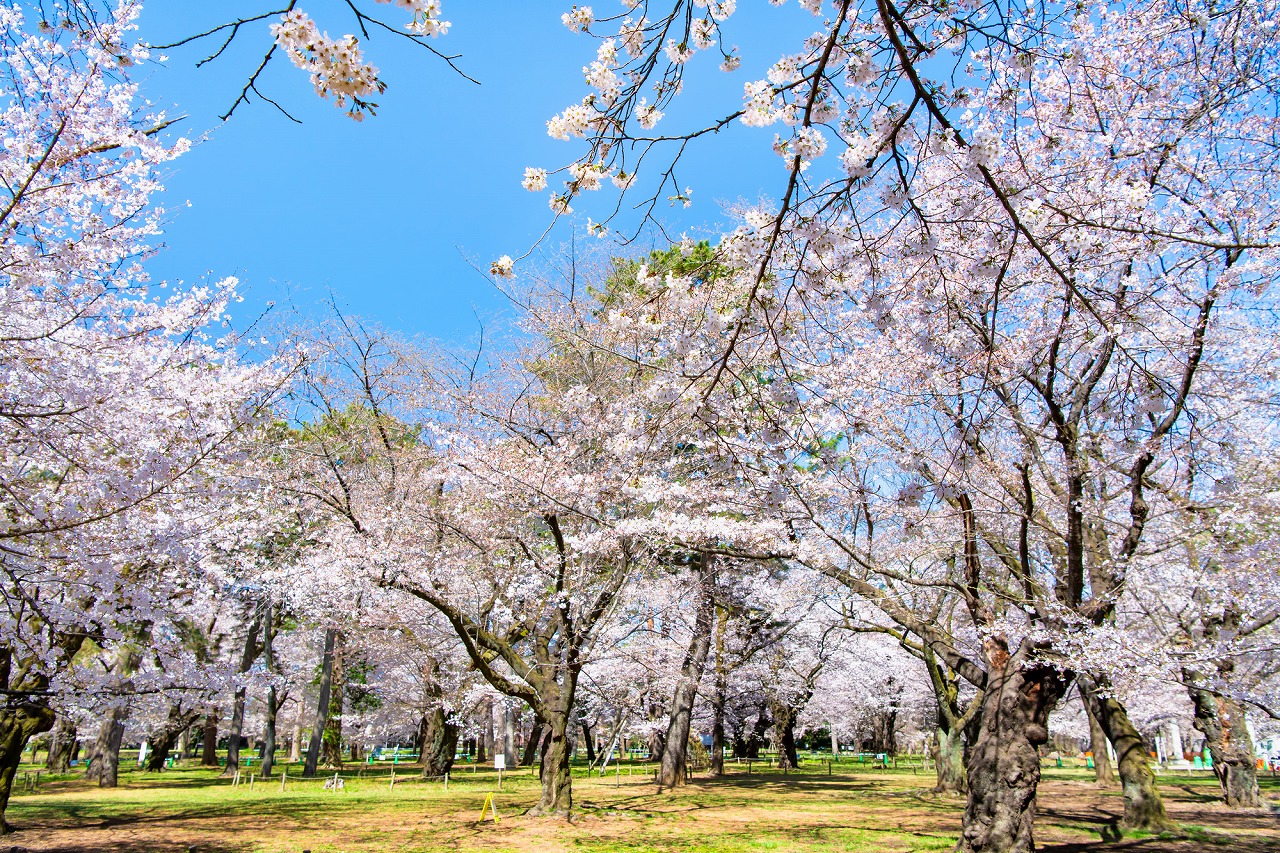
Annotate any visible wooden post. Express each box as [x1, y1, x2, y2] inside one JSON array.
[[444, 772, 449, 793], [390, 769, 396, 791], [249, 773, 255, 790], [281, 770, 286, 792]]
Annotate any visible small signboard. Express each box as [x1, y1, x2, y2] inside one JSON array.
[[494, 754, 506, 770]]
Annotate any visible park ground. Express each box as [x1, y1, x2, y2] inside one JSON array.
[[4, 757, 1279, 853]]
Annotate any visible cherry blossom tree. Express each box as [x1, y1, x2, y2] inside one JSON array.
[[530, 1, 1279, 850], [0, 2, 282, 829]]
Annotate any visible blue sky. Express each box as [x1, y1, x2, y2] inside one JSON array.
[[136, 2, 823, 344]]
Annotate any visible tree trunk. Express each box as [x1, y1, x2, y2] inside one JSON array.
[[200, 713, 219, 766], [145, 705, 200, 771], [289, 719, 302, 763], [872, 709, 899, 756], [260, 603, 280, 779], [933, 724, 968, 794], [223, 613, 263, 777], [501, 702, 517, 768], [959, 642, 1067, 853], [774, 703, 800, 769], [581, 719, 596, 763], [739, 707, 770, 759], [420, 707, 459, 778], [709, 606, 729, 777], [46, 716, 76, 773], [1083, 691, 1116, 786], [0, 702, 56, 832], [923, 647, 978, 795], [304, 627, 339, 778], [477, 698, 490, 762], [1079, 676, 1171, 830], [1188, 681, 1262, 809], [521, 715, 546, 767], [530, 712, 573, 816], [320, 640, 346, 769], [84, 705, 128, 788], [658, 553, 716, 788]]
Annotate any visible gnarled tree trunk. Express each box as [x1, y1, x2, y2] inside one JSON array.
[[419, 706, 459, 779], [144, 704, 201, 771], [84, 704, 128, 788], [1187, 679, 1262, 809], [959, 642, 1068, 853], [1079, 676, 1170, 830], [0, 701, 56, 832], [773, 701, 800, 769], [532, 711, 573, 816], [45, 716, 76, 773]]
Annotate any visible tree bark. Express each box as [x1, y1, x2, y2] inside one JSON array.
[[959, 642, 1068, 853], [923, 647, 980, 795], [934, 724, 968, 794], [1187, 680, 1262, 808], [0, 703, 54, 832], [45, 716, 76, 773], [419, 707, 459, 778], [319, 640, 346, 769], [658, 553, 716, 788], [223, 613, 263, 776], [260, 603, 280, 779], [477, 697, 490, 762], [84, 704, 128, 788], [144, 704, 200, 771], [709, 606, 729, 777], [870, 706, 899, 756], [531, 711, 573, 816], [501, 702, 516, 768], [773, 702, 800, 769], [736, 706, 771, 759], [1083, 691, 1116, 786], [304, 627, 339, 778], [1079, 676, 1171, 830], [521, 715, 546, 767], [289, 718, 302, 763], [200, 713, 219, 766], [580, 719, 596, 763]]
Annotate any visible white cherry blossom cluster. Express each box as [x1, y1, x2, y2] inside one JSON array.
[[522, 167, 548, 191], [546, 100, 601, 139], [583, 39, 622, 103], [562, 5, 594, 32], [271, 11, 383, 119], [373, 0, 450, 37]]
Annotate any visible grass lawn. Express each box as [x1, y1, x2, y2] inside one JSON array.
[[5, 757, 1279, 852]]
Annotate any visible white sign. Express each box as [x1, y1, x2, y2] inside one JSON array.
[[494, 754, 506, 770]]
